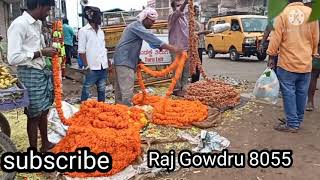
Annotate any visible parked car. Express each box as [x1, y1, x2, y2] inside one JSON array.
[[205, 14, 268, 61]]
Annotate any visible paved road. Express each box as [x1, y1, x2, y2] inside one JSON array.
[[202, 54, 267, 82]]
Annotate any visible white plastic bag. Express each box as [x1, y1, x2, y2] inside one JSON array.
[[253, 68, 280, 104], [48, 101, 79, 144]]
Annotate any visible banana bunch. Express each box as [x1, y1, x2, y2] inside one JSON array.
[[0, 65, 18, 89]]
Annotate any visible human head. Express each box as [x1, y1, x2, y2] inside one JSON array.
[[288, 0, 303, 3], [137, 8, 158, 29], [26, 0, 55, 21], [194, 5, 200, 17], [303, 0, 312, 7], [63, 18, 69, 25], [0, 35, 3, 41], [83, 6, 102, 25], [171, 0, 184, 11]]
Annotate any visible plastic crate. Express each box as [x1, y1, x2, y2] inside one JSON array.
[[0, 79, 29, 111]]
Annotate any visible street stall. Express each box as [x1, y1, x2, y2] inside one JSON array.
[[0, 64, 29, 179], [47, 0, 243, 179], [66, 9, 173, 88]]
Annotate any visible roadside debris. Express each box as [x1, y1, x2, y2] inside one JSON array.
[[178, 130, 230, 153]]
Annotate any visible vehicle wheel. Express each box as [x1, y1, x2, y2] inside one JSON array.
[[0, 132, 17, 180], [229, 48, 240, 61], [257, 52, 267, 61], [0, 113, 11, 138], [207, 45, 216, 59]]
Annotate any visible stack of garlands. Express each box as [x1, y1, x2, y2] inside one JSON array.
[[51, 20, 145, 177], [52, 101, 143, 177], [133, 52, 208, 127], [188, 0, 207, 79]]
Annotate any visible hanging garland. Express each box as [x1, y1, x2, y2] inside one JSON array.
[[133, 52, 208, 127], [51, 20, 145, 178], [52, 20, 68, 124], [188, 0, 207, 79]]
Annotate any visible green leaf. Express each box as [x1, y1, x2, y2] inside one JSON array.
[[264, 71, 271, 77], [309, 0, 320, 21], [268, 0, 287, 20]]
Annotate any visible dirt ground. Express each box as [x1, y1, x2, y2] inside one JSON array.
[[156, 55, 320, 180], [4, 55, 320, 180]]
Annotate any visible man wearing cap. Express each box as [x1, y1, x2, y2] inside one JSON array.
[[78, 6, 109, 102], [113, 8, 181, 106]]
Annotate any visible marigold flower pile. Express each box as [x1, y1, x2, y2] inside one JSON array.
[[51, 20, 145, 178], [133, 52, 208, 127], [52, 101, 144, 177]]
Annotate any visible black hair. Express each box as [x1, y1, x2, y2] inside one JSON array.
[[63, 18, 69, 24], [288, 0, 302, 3], [27, 0, 55, 10], [171, 0, 176, 9]]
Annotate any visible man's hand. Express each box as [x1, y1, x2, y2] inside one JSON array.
[[83, 65, 91, 75], [267, 56, 276, 69], [173, 47, 183, 55], [41, 47, 58, 57], [313, 54, 320, 59]]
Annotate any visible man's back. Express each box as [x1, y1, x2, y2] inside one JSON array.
[[267, 2, 319, 73], [63, 24, 74, 46]]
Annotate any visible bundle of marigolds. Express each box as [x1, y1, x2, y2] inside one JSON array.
[[184, 80, 241, 109], [132, 51, 208, 127], [133, 94, 208, 127], [52, 101, 146, 177]]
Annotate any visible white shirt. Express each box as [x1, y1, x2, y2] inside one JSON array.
[[78, 24, 108, 70], [7, 12, 45, 70]]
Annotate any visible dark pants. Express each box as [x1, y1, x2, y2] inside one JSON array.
[[65, 45, 73, 66], [191, 48, 204, 83], [277, 67, 311, 129], [81, 69, 107, 102]]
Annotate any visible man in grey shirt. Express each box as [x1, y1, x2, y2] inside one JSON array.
[[114, 8, 181, 106], [168, 0, 189, 97]]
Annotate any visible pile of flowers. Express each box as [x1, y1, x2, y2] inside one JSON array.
[[51, 21, 146, 178], [133, 52, 208, 127], [52, 101, 144, 177]]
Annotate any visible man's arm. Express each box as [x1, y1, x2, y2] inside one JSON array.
[[311, 20, 319, 57], [168, 0, 189, 26], [131, 24, 180, 53], [179, 0, 188, 12], [267, 15, 284, 57], [77, 29, 88, 67]]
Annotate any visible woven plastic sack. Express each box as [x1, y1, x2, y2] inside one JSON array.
[[253, 68, 279, 104], [48, 101, 79, 144]]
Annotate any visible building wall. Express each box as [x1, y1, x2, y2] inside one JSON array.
[[201, 0, 265, 22], [0, 0, 10, 40]]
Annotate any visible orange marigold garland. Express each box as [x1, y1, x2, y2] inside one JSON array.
[[52, 21, 68, 125], [52, 101, 143, 177], [188, 0, 207, 80], [133, 51, 208, 127], [51, 20, 145, 178], [152, 98, 208, 127]]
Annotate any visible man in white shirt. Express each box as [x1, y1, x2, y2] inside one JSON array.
[[7, 0, 56, 152], [78, 6, 108, 102]]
